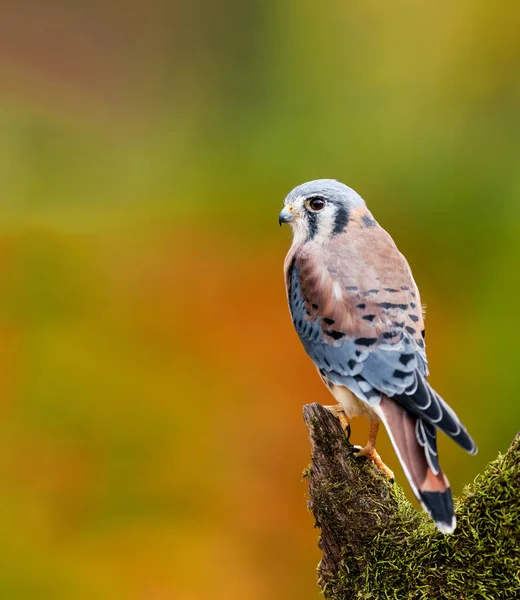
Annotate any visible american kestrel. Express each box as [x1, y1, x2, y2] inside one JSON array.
[[280, 179, 477, 534]]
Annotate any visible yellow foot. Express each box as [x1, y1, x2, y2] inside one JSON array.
[[324, 405, 351, 440], [354, 444, 395, 481]]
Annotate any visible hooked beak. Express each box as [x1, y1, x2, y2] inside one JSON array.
[[278, 206, 294, 226]]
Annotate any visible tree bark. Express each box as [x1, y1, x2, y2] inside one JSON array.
[[303, 403, 520, 600]]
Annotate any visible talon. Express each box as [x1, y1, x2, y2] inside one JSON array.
[[355, 444, 395, 480], [324, 405, 351, 440]]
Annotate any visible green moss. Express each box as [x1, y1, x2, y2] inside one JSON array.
[[321, 435, 520, 599]]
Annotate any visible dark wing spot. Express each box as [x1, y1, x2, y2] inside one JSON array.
[[362, 289, 379, 296], [323, 356, 331, 368], [384, 288, 399, 293], [417, 338, 425, 348], [362, 214, 376, 228], [411, 291, 417, 297], [312, 303, 319, 309], [409, 314, 419, 323], [326, 330, 345, 341], [377, 302, 408, 310], [345, 285, 358, 291], [357, 303, 366, 309], [347, 359, 357, 370], [363, 314, 376, 322], [297, 319, 303, 329], [405, 326, 416, 335], [383, 331, 398, 339], [410, 302, 416, 309], [355, 350, 361, 357], [323, 318, 335, 325], [355, 337, 377, 346], [399, 353, 415, 366], [393, 369, 408, 379], [393, 321, 405, 328], [400, 286, 409, 291], [328, 268, 338, 274]]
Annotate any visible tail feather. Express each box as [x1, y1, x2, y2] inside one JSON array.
[[419, 490, 455, 534], [375, 395, 456, 534], [394, 374, 477, 456]]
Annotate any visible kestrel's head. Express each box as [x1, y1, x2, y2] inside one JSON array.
[[279, 179, 366, 243]]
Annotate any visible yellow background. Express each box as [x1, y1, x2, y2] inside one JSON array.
[[0, 2, 519, 598]]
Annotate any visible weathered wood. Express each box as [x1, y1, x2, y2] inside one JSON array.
[[303, 403, 520, 599]]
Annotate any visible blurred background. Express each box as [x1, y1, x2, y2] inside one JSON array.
[[0, 1, 519, 598]]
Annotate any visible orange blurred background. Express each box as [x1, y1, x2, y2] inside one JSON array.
[[0, 1, 519, 598]]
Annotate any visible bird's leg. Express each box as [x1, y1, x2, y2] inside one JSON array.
[[324, 404, 351, 441], [354, 420, 395, 481]]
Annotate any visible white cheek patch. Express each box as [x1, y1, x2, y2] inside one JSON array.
[[291, 217, 308, 246], [311, 206, 337, 243]]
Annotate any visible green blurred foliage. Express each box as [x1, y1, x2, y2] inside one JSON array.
[[0, 1, 519, 598]]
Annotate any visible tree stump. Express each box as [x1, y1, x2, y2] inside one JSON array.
[[303, 403, 520, 599]]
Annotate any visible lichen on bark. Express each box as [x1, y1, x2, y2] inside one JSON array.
[[303, 403, 520, 600]]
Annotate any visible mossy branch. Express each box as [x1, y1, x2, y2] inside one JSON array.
[[303, 403, 520, 600]]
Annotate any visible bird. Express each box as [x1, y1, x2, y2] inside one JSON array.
[[279, 179, 477, 534]]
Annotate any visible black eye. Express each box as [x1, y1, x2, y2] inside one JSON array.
[[308, 197, 326, 211]]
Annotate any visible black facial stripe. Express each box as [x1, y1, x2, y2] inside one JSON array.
[[332, 205, 349, 236], [307, 210, 319, 240]]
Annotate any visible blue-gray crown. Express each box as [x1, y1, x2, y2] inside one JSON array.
[[285, 179, 366, 209]]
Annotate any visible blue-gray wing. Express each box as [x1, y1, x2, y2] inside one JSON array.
[[285, 253, 476, 456]]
